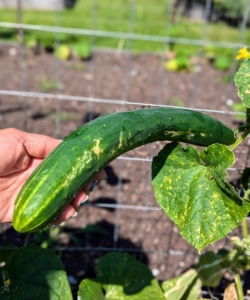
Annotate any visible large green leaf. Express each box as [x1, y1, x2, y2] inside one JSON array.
[[78, 279, 105, 300], [152, 142, 250, 250], [161, 269, 201, 300], [0, 290, 9, 300], [0, 250, 16, 265], [6, 245, 72, 300], [78, 252, 165, 300], [196, 252, 222, 287], [235, 58, 250, 107]]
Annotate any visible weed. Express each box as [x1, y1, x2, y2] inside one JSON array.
[[39, 76, 59, 92]]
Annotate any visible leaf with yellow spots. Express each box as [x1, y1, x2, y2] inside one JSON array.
[[235, 58, 250, 108], [152, 142, 250, 251]]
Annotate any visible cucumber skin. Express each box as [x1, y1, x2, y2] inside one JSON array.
[[13, 107, 236, 233]]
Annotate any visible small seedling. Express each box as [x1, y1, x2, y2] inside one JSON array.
[[72, 42, 92, 60], [39, 75, 59, 92]]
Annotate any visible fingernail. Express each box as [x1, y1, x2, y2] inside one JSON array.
[[102, 173, 108, 181], [70, 211, 78, 218], [89, 180, 98, 192], [80, 195, 89, 206]]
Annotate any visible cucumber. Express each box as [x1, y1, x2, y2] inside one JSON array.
[[13, 107, 236, 233]]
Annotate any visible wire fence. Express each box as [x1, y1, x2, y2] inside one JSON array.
[[0, 0, 250, 297]]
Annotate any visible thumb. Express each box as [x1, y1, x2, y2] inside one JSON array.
[[0, 129, 61, 176], [23, 132, 62, 159]]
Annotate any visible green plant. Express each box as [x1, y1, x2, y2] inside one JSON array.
[[50, 112, 81, 122], [214, 0, 244, 21], [2, 241, 250, 299], [171, 95, 184, 107], [68, 63, 84, 70], [231, 102, 246, 119], [214, 55, 232, 71], [72, 42, 92, 60], [13, 107, 235, 233], [39, 76, 59, 92], [0, 245, 71, 300], [31, 226, 60, 249], [2, 0, 250, 53], [165, 56, 191, 72]]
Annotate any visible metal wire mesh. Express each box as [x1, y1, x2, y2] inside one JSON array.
[[1, 0, 250, 297]]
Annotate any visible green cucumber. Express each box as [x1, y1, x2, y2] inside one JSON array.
[[13, 107, 236, 233]]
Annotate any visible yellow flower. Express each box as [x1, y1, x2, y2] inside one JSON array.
[[236, 46, 250, 60]]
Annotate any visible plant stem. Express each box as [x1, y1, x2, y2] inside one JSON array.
[[246, 107, 250, 124], [228, 127, 250, 151], [242, 218, 249, 239], [234, 272, 244, 300], [24, 233, 30, 246]]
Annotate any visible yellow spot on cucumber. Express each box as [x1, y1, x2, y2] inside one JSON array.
[[93, 139, 103, 157]]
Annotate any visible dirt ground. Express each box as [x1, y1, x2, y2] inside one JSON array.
[[0, 44, 250, 299]]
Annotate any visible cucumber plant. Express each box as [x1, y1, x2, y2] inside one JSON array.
[[6, 47, 250, 299]]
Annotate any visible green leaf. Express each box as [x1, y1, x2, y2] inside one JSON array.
[[235, 58, 250, 108], [78, 279, 105, 300], [196, 252, 222, 287], [152, 142, 250, 250], [231, 236, 250, 256], [0, 249, 16, 263], [240, 168, 250, 201], [79, 252, 165, 300], [6, 245, 72, 300], [0, 290, 9, 300], [241, 167, 250, 191], [97, 252, 165, 300], [161, 269, 201, 300], [73, 42, 91, 59]]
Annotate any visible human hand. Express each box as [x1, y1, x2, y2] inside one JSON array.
[[0, 128, 106, 225]]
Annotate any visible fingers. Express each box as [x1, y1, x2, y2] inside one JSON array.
[[71, 191, 89, 209], [93, 169, 107, 182], [51, 205, 76, 226], [52, 169, 107, 226]]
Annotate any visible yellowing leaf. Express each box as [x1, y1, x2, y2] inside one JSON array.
[[165, 59, 178, 71], [235, 59, 250, 107], [55, 44, 71, 61], [223, 283, 238, 300]]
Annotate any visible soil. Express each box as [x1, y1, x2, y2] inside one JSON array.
[[0, 44, 250, 299]]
